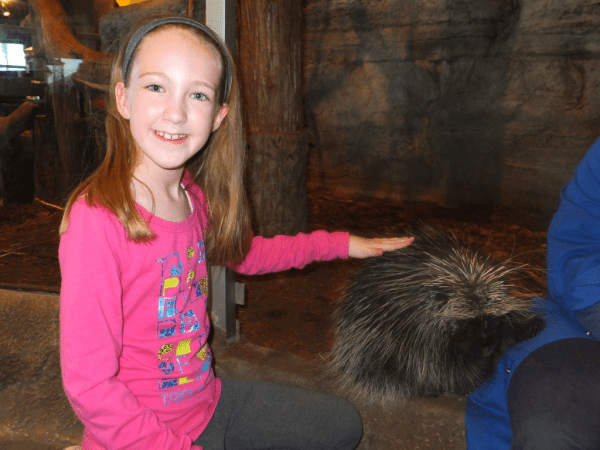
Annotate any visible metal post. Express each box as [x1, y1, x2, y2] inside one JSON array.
[[206, 0, 236, 57], [209, 266, 234, 341], [206, 0, 243, 342]]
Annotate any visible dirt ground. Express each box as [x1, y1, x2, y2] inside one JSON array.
[[0, 191, 549, 360]]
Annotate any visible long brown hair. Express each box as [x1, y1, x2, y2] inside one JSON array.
[[59, 15, 252, 265]]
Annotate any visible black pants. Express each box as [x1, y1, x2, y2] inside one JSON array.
[[507, 338, 600, 450], [194, 379, 363, 450]]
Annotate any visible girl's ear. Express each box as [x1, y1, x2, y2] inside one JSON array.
[[212, 104, 229, 131], [115, 81, 131, 120]]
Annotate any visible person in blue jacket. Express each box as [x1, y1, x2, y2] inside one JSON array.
[[466, 137, 600, 449]]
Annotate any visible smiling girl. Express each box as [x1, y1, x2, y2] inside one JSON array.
[[59, 15, 413, 450]]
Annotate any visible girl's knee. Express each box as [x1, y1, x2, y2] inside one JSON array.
[[332, 399, 363, 449], [508, 338, 600, 449]]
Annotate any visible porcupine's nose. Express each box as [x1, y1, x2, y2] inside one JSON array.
[[466, 291, 486, 311]]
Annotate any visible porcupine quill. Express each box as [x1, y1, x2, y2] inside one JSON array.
[[329, 225, 545, 405]]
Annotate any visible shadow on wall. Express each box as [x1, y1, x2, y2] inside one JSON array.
[[430, 0, 521, 208], [304, 0, 596, 214]]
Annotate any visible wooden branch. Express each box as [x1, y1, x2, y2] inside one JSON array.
[[0, 102, 37, 145], [28, 0, 109, 62]]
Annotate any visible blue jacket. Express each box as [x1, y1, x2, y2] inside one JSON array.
[[465, 137, 600, 448]]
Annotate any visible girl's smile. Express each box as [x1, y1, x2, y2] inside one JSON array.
[[153, 130, 188, 143]]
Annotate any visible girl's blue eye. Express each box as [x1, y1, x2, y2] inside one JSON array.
[[193, 92, 208, 101], [147, 84, 162, 92]]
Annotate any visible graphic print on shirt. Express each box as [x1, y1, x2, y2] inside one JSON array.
[[192, 276, 208, 302], [155, 242, 214, 404], [197, 240, 206, 264], [157, 251, 201, 338], [156, 333, 215, 392], [186, 245, 195, 261], [186, 270, 195, 289], [157, 337, 207, 389], [191, 241, 209, 301], [197, 342, 212, 374]]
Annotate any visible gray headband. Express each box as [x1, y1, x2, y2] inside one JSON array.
[[122, 16, 232, 104]]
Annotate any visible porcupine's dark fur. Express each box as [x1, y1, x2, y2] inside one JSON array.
[[329, 225, 545, 405]]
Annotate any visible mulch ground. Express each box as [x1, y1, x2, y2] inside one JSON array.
[[0, 192, 549, 360]]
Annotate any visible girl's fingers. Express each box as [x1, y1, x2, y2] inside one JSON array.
[[349, 235, 414, 259], [375, 237, 414, 249]]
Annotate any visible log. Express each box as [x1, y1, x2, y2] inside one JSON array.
[[0, 102, 37, 145], [238, 0, 307, 237], [27, 0, 112, 110], [28, 0, 109, 62]]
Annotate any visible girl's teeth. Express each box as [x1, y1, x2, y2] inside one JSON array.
[[156, 131, 186, 140]]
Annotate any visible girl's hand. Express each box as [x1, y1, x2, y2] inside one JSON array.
[[348, 235, 414, 259]]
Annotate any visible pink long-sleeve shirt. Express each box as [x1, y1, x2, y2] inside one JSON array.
[[59, 178, 349, 450]]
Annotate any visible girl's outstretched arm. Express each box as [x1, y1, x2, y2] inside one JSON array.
[[348, 235, 414, 258], [232, 231, 413, 276]]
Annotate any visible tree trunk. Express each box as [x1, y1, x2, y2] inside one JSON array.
[[238, 0, 307, 238]]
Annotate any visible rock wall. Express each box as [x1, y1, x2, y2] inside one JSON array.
[[304, 0, 600, 217]]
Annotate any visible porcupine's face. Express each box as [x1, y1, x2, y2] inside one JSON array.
[[419, 230, 540, 369], [416, 229, 532, 321], [430, 249, 518, 319]]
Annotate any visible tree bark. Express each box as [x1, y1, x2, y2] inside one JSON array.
[[238, 0, 307, 237]]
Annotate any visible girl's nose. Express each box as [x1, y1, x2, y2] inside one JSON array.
[[163, 96, 187, 123]]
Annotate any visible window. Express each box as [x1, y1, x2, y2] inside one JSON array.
[[0, 42, 26, 71]]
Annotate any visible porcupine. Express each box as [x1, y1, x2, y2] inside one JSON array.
[[329, 225, 545, 405]]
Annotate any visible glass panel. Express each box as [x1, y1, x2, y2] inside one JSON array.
[[0, 42, 26, 71]]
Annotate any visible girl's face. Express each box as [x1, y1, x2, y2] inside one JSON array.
[[115, 27, 228, 180]]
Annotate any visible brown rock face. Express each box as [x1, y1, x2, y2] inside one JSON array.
[[304, 0, 600, 217]]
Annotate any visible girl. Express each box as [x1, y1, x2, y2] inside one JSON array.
[[59, 15, 413, 450]]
